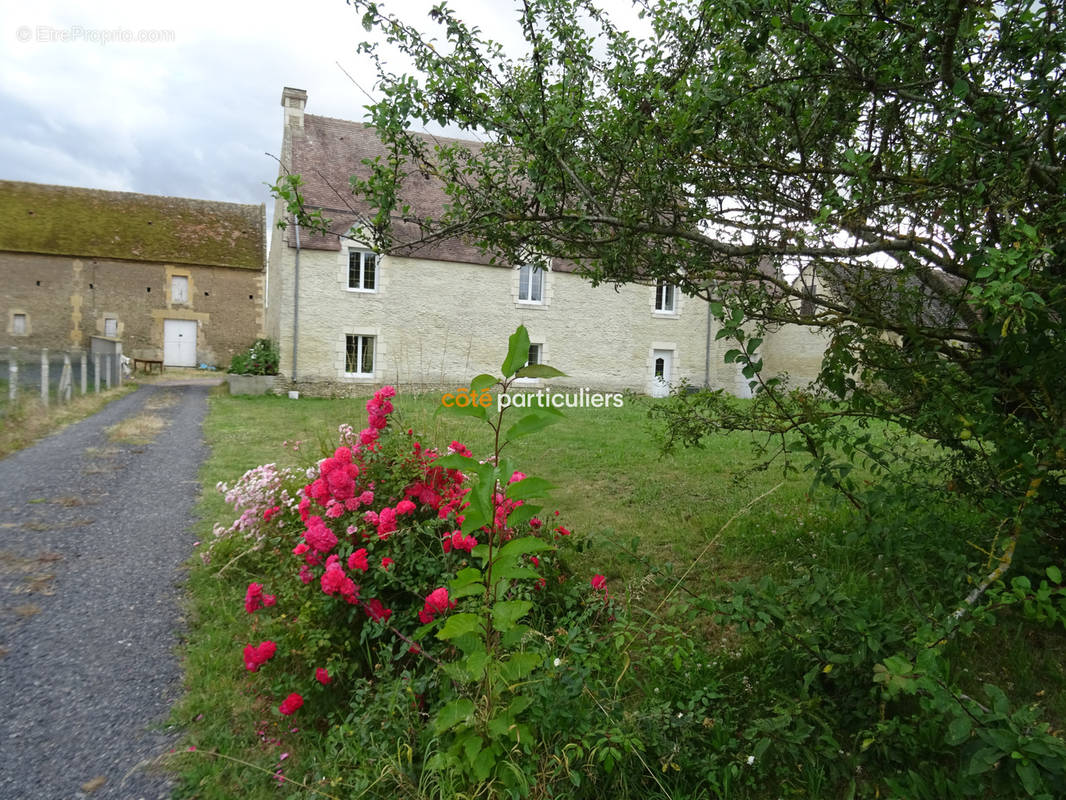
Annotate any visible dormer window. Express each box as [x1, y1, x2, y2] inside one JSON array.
[[654, 281, 676, 313], [348, 250, 377, 292], [518, 264, 544, 303]]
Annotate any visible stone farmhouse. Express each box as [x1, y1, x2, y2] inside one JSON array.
[[0, 180, 265, 368], [265, 87, 826, 396]]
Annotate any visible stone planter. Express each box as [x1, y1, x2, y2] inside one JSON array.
[[227, 374, 278, 396]]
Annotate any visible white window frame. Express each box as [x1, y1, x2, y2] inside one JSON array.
[[654, 281, 677, 314], [12, 312, 28, 336], [104, 317, 118, 338], [347, 249, 378, 293], [517, 263, 544, 304], [344, 334, 376, 376], [171, 274, 189, 304]]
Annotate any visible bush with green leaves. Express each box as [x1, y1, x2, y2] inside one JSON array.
[[199, 324, 1066, 799], [206, 326, 642, 797], [227, 338, 279, 376]]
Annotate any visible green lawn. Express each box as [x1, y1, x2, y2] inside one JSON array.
[[174, 389, 1066, 799], [174, 390, 853, 797], [196, 391, 852, 595]]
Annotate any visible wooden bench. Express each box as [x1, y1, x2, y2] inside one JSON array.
[[132, 358, 165, 374]]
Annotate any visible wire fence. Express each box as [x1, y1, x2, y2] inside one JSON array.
[[1, 347, 124, 417]]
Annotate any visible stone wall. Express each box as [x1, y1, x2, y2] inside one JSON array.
[[0, 251, 263, 367], [270, 243, 763, 395]]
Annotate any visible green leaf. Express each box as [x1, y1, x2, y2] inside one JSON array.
[[505, 476, 555, 500], [505, 502, 541, 528], [985, 683, 1010, 716], [434, 698, 475, 733], [1047, 565, 1062, 584], [451, 567, 484, 590], [509, 695, 533, 717], [473, 746, 497, 780], [460, 732, 483, 763], [492, 600, 533, 632], [450, 582, 486, 600], [445, 649, 491, 682], [470, 373, 498, 393], [487, 711, 514, 738], [433, 453, 475, 470], [504, 408, 565, 441], [437, 398, 489, 421], [460, 503, 491, 536], [501, 624, 532, 648], [515, 363, 568, 379], [946, 715, 973, 745], [968, 746, 1001, 775], [492, 563, 540, 582], [499, 651, 543, 682], [495, 536, 554, 566], [1016, 760, 1042, 796], [502, 325, 531, 377], [436, 612, 483, 641]]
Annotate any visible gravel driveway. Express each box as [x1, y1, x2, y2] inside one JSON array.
[[0, 380, 217, 799]]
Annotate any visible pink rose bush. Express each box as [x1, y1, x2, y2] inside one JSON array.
[[210, 384, 608, 737]]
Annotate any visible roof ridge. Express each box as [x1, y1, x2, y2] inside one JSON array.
[[0, 179, 262, 213], [302, 113, 486, 148]]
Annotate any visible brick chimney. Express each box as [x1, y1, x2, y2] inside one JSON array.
[[281, 87, 307, 131]]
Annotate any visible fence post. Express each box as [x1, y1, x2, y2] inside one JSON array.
[[80, 351, 87, 395], [94, 354, 101, 394], [40, 348, 49, 408], [105, 355, 112, 390], [60, 354, 72, 403], [8, 347, 16, 403]]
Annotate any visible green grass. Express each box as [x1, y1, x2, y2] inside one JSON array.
[[196, 391, 851, 594], [173, 391, 851, 797], [173, 390, 1066, 798]]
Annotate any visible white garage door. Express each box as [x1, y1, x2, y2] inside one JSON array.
[[164, 319, 198, 367]]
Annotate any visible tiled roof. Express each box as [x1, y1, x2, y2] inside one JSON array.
[[817, 263, 970, 329], [286, 114, 573, 271], [0, 180, 265, 269]]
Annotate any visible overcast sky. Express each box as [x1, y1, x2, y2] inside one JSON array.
[[0, 0, 645, 216]]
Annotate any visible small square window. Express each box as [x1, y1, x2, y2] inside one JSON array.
[[527, 343, 541, 366], [348, 250, 377, 291], [345, 334, 375, 375], [104, 318, 118, 338], [655, 281, 676, 313], [518, 264, 544, 303], [12, 313, 27, 336]]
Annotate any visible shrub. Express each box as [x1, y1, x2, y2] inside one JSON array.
[[227, 338, 279, 375], [206, 327, 632, 796]]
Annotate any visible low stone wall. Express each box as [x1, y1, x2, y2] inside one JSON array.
[[227, 374, 278, 396]]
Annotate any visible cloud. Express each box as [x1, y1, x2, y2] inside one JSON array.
[[0, 0, 650, 210]]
